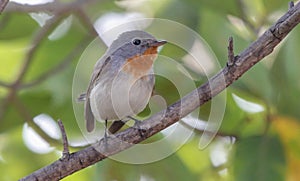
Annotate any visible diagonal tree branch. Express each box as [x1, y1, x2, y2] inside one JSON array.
[[20, 2, 300, 181], [0, 15, 63, 121], [20, 36, 93, 89], [4, 0, 96, 13], [0, 0, 9, 14]]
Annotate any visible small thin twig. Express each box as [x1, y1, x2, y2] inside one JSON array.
[[74, 8, 108, 47], [3, 10, 97, 89], [21, 36, 91, 89], [74, 8, 98, 37], [19, 2, 300, 180], [0, 80, 10, 88], [58, 120, 70, 159], [15, 16, 62, 84], [0, 15, 62, 121], [227, 36, 235, 66], [0, 0, 9, 14], [5, 0, 96, 13], [11, 97, 66, 147], [289, 1, 295, 9]]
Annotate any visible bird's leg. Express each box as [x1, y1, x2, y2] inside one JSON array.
[[104, 119, 108, 147], [127, 116, 145, 138]]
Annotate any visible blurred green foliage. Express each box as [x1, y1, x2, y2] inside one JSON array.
[[0, 0, 300, 180]]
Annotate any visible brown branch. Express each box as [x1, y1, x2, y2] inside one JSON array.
[[20, 36, 91, 89], [74, 8, 99, 37], [0, 80, 10, 87], [0, 6, 99, 90], [4, 0, 96, 13], [227, 36, 235, 66], [20, 2, 300, 181], [289, 1, 295, 9], [16, 16, 62, 85], [74, 8, 108, 47], [0, 15, 63, 121], [0, 0, 9, 14], [58, 120, 70, 159], [11, 95, 70, 149]]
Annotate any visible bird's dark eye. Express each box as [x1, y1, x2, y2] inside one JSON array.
[[132, 39, 141, 45]]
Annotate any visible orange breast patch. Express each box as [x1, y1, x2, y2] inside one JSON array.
[[122, 47, 158, 78]]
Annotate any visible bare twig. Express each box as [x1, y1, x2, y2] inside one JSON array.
[[227, 36, 235, 66], [20, 2, 300, 181], [0, 0, 9, 14], [21, 36, 91, 89], [11, 96, 69, 148], [74, 8, 107, 47], [0, 80, 10, 88], [58, 120, 70, 159], [16, 16, 62, 84], [289, 1, 295, 9], [0, 0, 100, 118], [4, 0, 96, 13], [0, 15, 62, 121], [75, 8, 98, 37]]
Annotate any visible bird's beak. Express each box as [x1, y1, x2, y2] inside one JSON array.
[[150, 40, 167, 47]]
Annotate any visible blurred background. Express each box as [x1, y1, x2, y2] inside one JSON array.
[[0, 0, 300, 180]]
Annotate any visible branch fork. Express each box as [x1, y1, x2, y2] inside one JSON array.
[[58, 120, 70, 160], [227, 36, 237, 66]]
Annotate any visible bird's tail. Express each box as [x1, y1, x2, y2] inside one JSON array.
[[108, 120, 126, 134], [77, 93, 86, 102]]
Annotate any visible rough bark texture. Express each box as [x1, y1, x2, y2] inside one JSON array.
[[20, 2, 300, 181]]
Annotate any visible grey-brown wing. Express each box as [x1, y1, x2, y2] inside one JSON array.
[[77, 93, 86, 102], [83, 55, 111, 132], [85, 98, 95, 132]]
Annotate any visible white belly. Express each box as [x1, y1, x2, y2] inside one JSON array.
[[89, 72, 154, 122]]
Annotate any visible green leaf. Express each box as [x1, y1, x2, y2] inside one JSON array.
[[0, 90, 53, 132], [270, 27, 300, 118], [0, 38, 29, 83], [24, 21, 84, 83], [262, 0, 291, 14], [219, 90, 247, 134], [233, 136, 286, 181], [236, 62, 274, 103], [177, 138, 211, 174], [0, 127, 58, 180], [187, 0, 240, 16], [0, 13, 38, 39], [156, 0, 200, 30], [96, 152, 198, 181]]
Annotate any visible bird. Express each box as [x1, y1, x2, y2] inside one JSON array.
[[78, 30, 167, 134]]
